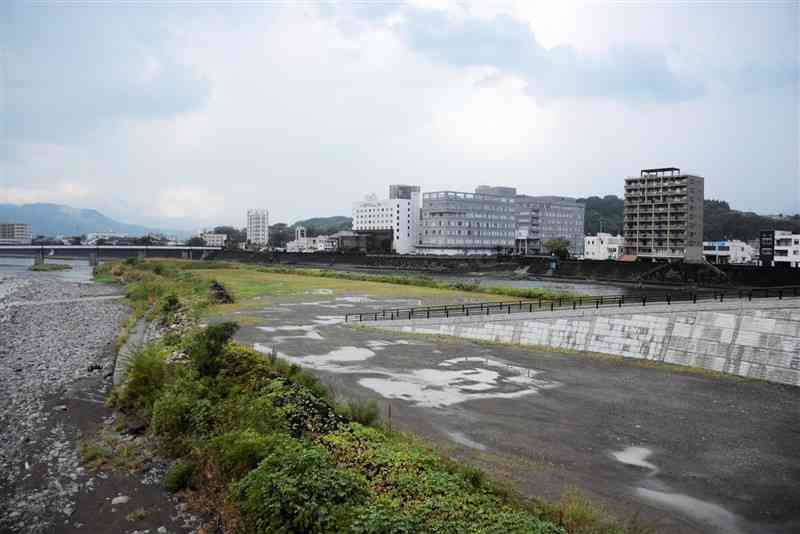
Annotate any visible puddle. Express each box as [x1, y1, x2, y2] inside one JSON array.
[[365, 340, 414, 351], [636, 489, 745, 534], [357, 359, 560, 408], [306, 288, 334, 295], [447, 431, 487, 451], [612, 446, 659, 475], [313, 315, 345, 325], [257, 325, 316, 332], [279, 346, 376, 370]]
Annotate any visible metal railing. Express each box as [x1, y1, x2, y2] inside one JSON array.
[[344, 286, 800, 323]]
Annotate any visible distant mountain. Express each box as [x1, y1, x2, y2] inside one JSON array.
[[0, 203, 185, 238], [578, 196, 800, 241]]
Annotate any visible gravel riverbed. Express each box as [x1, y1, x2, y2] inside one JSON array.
[[1, 270, 204, 534], [0, 273, 127, 532]]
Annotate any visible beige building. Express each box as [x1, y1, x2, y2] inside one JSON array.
[[623, 167, 704, 262]]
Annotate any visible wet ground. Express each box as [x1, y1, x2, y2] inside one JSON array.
[[229, 289, 800, 534]]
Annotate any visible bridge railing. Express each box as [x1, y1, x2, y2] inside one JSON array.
[[344, 286, 800, 323]]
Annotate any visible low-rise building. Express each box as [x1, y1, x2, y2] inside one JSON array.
[[760, 230, 800, 268], [200, 233, 227, 248], [0, 223, 32, 245], [285, 227, 338, 253], [702, 240, 755, 264], [84, 232, 128, 245], [584, 233, 623, 260], [418, 186, 515, 255], [352, 185, 420, 254]]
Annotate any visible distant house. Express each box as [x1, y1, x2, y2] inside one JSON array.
[[200, 233, 227, 248], [583, 233, 623, 260]]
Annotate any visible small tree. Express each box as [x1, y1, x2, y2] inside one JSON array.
[[543, 238, 571, 260]]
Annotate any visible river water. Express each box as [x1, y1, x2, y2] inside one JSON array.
[[0, 257, 94, 284]]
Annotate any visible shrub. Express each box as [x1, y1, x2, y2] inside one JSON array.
[[123, 257, 141, 266], [114, 344, 169, 415], [189, 322, 239, 378], [161, 293, 181, 315], [338, 399, 380, 427], [151, 375, 213, 455], [208, 429, 274, 480], [348, 505, 419, 534], [232, 433, 368, 534], [164, 460, 196, 493]]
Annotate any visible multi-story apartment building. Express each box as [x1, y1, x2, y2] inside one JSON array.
[[352, 185, 420, 254], [702, 240, 755, 265], [0, 223, 32, 244], [515, 195, 585, 256], [418, 186, 515, 255], [247, 209, 269, 248], [584, 233, 623, 260], [623, 167, 704, 261]]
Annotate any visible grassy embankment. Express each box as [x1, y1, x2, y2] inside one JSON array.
[[29, 262, 72, 271], [92, 259, 645, 533]]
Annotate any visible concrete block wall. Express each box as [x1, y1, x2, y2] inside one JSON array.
[[378, 299, 800, 386]]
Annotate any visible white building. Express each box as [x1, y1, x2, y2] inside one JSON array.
[[773, 231, 800, 268], [584, 233, 623, 260], [285, 226, 337, 253], [247, 209, 269, 248], [352, 185, 420, 254], [84, 232, 128, 245], [702, 240, 755, 265], [200, 233, 227, 248], [0, 223, 32, 244]]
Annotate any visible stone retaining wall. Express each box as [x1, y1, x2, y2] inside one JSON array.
[[377, 299, 800, 386]]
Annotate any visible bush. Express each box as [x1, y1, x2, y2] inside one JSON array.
[[338, 399, 380, 427], [348, 505, 419, 534], [189, 322, 239, 378], [208, 429, 275, 480], [161, 293, 181, 315], [164, 460, 196, 493], [151, 375, 213, 455], [114, 344, 169, 415], [232, 433, 368, 534]]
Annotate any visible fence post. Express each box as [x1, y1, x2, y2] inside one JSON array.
[[596, 300, 599, 309], [692, 293, 697, 304], [748, 291, 752, 301], [445, 308, 449, 318], [529, 302, 533, 312], [408, 311, 412, 320], [359, 313, 363, 321], [345, 314, 349, 323], [642, 295, 646, 306], [550, 302, 554, 311], [466, 307, 470, 317], [573, 301, 577, 310], [720, 293, 724, 303], [538, 297, 542, 308], [507, 304, 511, 314], [779, 290, 783, 300], [427, 309, 430, 319], [667, 294, 671, 305]]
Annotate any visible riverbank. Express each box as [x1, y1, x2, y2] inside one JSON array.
[[93, 258, 648, 533]]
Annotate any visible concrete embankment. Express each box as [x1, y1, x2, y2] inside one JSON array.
[[378, 298, 800, 386]]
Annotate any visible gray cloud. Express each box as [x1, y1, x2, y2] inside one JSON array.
[[399, 8, 703, 103], [2, 3, 211, 143]]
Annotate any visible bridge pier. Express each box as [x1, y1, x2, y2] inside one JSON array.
[[138, 250, 146, 261], [88, 253, 98, 267], [33, 255, 44, 266], [182, 250, 190, 260]]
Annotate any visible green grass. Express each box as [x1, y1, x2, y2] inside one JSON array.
[[29, 262, 72, 271]]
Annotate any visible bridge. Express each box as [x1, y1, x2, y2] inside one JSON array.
[[0, 245, 222, 262]]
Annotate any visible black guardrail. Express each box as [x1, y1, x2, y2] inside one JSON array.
[[344, 286, 800, 323]]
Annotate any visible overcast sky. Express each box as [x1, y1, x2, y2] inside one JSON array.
[[1, 0, 798, 229]]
